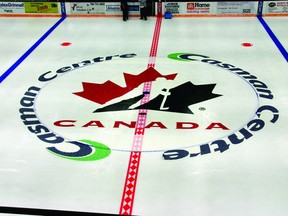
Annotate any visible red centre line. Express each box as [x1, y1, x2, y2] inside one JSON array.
[[119, 14, 163, 215]]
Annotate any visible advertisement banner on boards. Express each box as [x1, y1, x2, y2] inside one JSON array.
[[24, 2, 59, 14], [70, 2, 105, 15], [186, 2, 212, 14], [105, 2, 121, 14], [0, 2, 24, 14], [217, 2, 256, 14], [264, 1, 288, 14], [69, 2, 139, 15], [164, 2, 180, 14], [105, 2, 139, 15]]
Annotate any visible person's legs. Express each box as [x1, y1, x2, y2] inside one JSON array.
[[124, 9, 129, 21], [140, 8, 144, 19], [122, 8, 128, 21], [143, 7, 147, 20]]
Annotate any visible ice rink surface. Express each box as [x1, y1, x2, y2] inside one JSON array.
[[0, 15, 287, 215]]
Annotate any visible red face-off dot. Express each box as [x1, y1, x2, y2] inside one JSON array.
[[241, 42, 253, 47], [60, 42, 72, 47]]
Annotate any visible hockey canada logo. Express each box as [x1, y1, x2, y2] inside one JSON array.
[[73, 67, 221, 114], [18, 52, 279, 161]]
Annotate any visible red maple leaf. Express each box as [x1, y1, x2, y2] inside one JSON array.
[[73, 67, 177, 104]]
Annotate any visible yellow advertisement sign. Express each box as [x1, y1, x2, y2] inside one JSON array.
[[24, 2, 58, 14]]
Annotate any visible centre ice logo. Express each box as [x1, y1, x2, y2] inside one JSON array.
[[18, 52, 279, 161]]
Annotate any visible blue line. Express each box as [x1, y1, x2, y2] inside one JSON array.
[[257, 15, 288, 62], [0, 16, 66, 84], [257, 0, 264, 16], [60, 2, 66, 18]]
